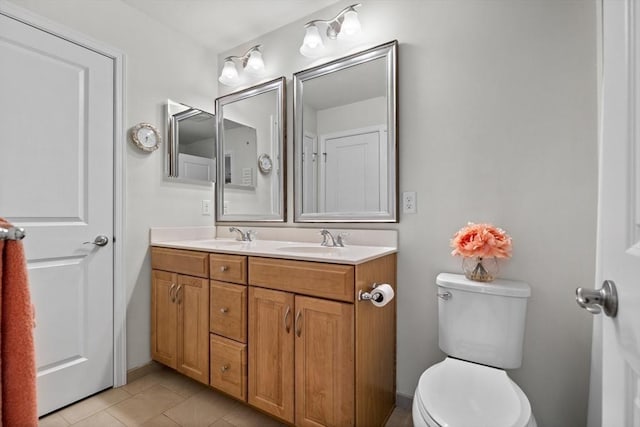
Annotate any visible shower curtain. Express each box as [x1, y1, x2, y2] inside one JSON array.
[[0, 219, 37, 426]]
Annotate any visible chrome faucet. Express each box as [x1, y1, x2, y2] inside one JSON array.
[[320, 229, 346, 247], [229, 227, 255, 242]]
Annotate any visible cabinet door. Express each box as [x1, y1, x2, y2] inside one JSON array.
[[248, 287, 294, 423], [151, 270, 178, 369], [176, 275, 209, 384], [295, 296, 354, 427]]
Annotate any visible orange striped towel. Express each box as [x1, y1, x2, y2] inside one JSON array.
[[0, 218, 38, 426]]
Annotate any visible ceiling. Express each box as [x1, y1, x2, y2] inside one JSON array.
[[303, 57, 387, 110], [120, 0, 341, 53]]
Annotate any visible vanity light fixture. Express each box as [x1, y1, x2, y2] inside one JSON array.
[[218, 45, 265, 86], [299, 3, 362, 58]]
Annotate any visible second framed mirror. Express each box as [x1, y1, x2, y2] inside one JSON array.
[[215, 77, 286, 222]]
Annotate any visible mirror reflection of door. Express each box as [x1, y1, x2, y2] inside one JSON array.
[[320, 125, 387, 213]]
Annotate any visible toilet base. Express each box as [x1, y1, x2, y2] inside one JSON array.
[[413, 397, 537, 427]]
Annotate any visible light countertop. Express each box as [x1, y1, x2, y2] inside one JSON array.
[[151, 238, 397, 265]]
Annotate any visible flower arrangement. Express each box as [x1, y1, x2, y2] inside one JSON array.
[[450, 222, 512, 258], [450, 223, 512, 281]]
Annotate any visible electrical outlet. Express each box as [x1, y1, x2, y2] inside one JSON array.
[[202, 199, 211, 216], [223, 201, 229, 215], [403, 191, 417, 214]]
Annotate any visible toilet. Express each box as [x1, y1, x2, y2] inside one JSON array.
[[412, 273, 537, 427]]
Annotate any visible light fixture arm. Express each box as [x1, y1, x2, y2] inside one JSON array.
[[303, 3, 361, 39], [223, 44, 262, 68]]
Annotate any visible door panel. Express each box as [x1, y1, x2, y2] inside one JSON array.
[[598, 0, 640, 425], [248, 287, 294, 423], [177, 275, 209, 383], [0, 12, 114, 415], [320, 126, 387, 214], [295, 296, 354, 427], [151, 271, 177, 369]]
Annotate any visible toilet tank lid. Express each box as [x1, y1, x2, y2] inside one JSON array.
[[436, 273, 531, 298]]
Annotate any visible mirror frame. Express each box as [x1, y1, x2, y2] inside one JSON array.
[[215, 76, 287, 222], [166, 99, 216, 183], [293, 40, 398, 222]]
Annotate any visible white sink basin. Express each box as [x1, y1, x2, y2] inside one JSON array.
[[276, 246, 343, 254], [192, 239, 247, 247]]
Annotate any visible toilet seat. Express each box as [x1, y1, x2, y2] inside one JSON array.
[[414, 357, 532, 427]]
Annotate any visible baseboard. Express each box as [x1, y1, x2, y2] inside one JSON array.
[[126, 361, 163, 383], [396, 391, 413, 410]]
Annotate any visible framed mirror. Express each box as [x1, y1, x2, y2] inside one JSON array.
[[166, 100, 216, 183], [294, 40, 398, 222], [215, 77, 286, 222]]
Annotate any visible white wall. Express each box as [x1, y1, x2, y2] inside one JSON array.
[[317, 96, 386, 135], [219, 1, 598, 426], [9, 0, 218, 370]]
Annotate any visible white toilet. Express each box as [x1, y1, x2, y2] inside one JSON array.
[[412, 273, 537, 427]]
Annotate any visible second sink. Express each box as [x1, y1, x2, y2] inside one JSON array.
[[276, 246, 344, 254]]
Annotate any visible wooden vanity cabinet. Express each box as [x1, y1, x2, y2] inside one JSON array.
[[151, 248, 210, 384], [151, 246, 396, 427], [248, 254, 396, 427]]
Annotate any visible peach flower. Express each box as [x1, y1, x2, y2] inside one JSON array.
[[450, 222, 512, 259]]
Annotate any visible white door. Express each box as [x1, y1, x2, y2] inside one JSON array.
[[320, 126, 387, 213], [590, 0, 640, 424], [0, 12, 115, 416], [178, 153, 215, 181]]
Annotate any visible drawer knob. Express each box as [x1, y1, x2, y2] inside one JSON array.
[[220, 265, 229, 272], [220, 307, 229, 314], [220, 364, 230, 373]]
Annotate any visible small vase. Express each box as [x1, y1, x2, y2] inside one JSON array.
[[462, 257, 498, 282]]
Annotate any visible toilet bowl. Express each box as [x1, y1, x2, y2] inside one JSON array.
[[412, 358, 536, 427]]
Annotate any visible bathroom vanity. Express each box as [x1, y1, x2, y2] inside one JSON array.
[[150, 236, 397, 427]]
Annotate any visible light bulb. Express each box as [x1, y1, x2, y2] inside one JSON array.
[[218, 60, 239, 86], [245, 49, 264, 74], [340, 10, 361, 38], [300, 24, 324, 58]]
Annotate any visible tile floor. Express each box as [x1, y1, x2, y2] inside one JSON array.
[[39, 366, 413, 427]]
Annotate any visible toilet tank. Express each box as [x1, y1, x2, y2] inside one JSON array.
[[436, 273, 531, 369]]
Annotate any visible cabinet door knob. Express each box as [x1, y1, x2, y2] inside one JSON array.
[[169, 283, 177, 303], [220, 307, 229, 314], [220, 265, 229, 272], [220, 364, 230, 373], [284, 306, 291, 333]]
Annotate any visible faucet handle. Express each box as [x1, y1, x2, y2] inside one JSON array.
[[247, 230, 257, 242]]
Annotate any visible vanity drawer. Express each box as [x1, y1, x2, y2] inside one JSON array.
[[210, 254, 247, 284], [151, 247, 209, 278], [210, 281, 247, 343], [248, 257, 355, 302], [210, 334, 247, 401]]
